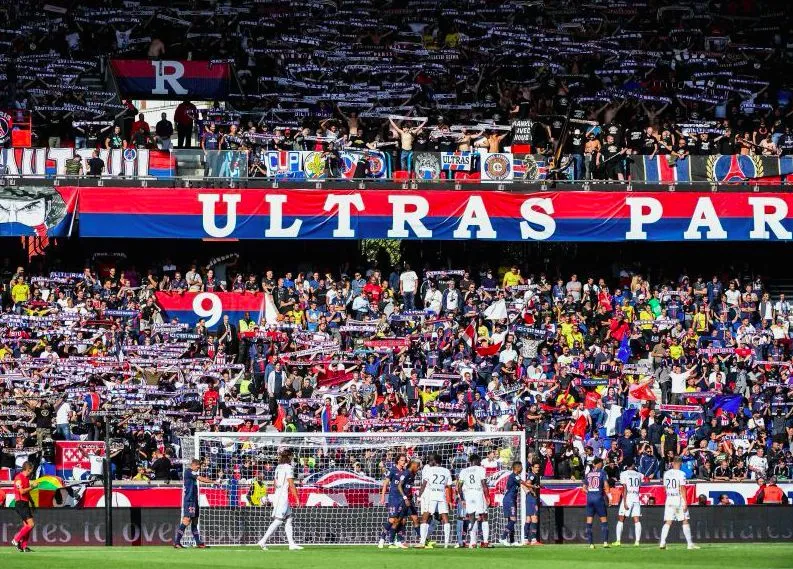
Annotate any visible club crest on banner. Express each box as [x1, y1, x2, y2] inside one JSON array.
[[482, 152, 514, 182], [364, 152, 385, 176], [304, 152, 325, 179], [706, 154, 764, 182], [413, 152, 441, 179]]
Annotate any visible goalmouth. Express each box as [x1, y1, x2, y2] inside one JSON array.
[[182, 431, 528, 546]]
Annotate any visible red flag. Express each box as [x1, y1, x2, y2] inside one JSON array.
[[273, 405, 286, 431], [462, 322, 476, 347], [475, 341, 503, 357], [584, 390, 601, 409], [630, 383, 657, 401], [572, 415, 588, 438]]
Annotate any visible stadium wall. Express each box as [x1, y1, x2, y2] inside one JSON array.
[[0, 506, 790, 546]]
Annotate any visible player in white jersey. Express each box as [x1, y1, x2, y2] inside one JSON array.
[[457, 454, 492, 548], [660, 456, 698, 550], [416, 454, 452, 548], [418, 462, 438, 545], [614, 464, 643, 546], [257, 449, 303, 551]]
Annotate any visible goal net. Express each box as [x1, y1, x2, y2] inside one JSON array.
[[181, 431, 527, 546]]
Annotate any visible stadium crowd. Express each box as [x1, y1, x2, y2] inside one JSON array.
[[4, 1, 793, 180], [0, 253, 792, 487]]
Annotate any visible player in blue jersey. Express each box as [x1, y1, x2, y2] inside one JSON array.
[[394, 458, 422, 547], [583, 457, 611, 549], [499, 461, 532, 547], [523, 461, 542, 546], [378, 453, 408, 548], [174, 459, 215, 548]]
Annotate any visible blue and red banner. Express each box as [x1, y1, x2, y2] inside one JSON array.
[[76, 188, 793, 242], [632, 154, 793, 183], [0, 186, 77, 237], [155, 291, 264, 330], [0, 148, 174, 178], [110, 60, 231, 99]]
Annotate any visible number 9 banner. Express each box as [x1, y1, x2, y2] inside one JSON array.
[[155, 291, 265, 330]]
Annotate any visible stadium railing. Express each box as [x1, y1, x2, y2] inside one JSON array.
[[1, 176, 789, 194]]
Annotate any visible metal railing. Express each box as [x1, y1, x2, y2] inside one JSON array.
[[1, 175, 790, 193]]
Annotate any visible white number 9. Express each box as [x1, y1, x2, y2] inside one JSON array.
[[193, 293, 223, 328]]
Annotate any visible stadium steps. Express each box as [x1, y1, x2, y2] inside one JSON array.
[[768, 278, 793, 300], [174, 149, 205, 178]]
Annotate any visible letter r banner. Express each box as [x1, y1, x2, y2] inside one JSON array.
[[110, 60, 231, 98]]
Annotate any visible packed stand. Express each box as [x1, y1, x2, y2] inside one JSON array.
[[0, 253, 791, 486], [4, 1, 793, 180]]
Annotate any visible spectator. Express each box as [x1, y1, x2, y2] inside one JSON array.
[[155, 112, 174, 151], [174, 100, 197, 149], [87, 150, 104, 176]]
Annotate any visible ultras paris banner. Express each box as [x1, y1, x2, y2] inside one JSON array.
[[75, 188, 793, 242]]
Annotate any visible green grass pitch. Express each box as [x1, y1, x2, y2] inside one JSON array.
[[1, 543, 792, 569]]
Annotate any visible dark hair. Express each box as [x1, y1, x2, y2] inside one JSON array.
[[469, 453, 481, 466], [593, 457, 604, 466]]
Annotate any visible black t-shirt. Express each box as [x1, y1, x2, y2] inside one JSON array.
[[550, 117, 565, 141], [604, 122, 622, 146], [533, 122, 550, 147], [717, 134, 735, 155], [151, 457, 172, 480], [434, 135, 456, 153], [88, 157, 104, 175], [659, 133, 675, 154], [602, 143, 620, 160], [779, 134, 793, 155], [35, 404, 53, 428], [348, 135, 366, 149], [625, 127, 644, 150], [554, 94, 570, 115], [641, 136, 658, 155], [697, 138, 714, 155], [569, 131, 584, 154], [604, 462, 620, 481]]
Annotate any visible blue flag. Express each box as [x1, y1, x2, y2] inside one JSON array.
[[620, 407, 638, 431], [617, 335, 631, 364], [710, 394, 742, 415], [321, 404, 332, 432]]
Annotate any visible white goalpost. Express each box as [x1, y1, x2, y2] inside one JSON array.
[[181, 431, 527, 547]]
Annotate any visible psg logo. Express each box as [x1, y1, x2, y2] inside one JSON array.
[[123, 148, 137, 162], [0, 111, 11, 144], [484, 153, 511, 180], [366, 153, 384, 174]]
